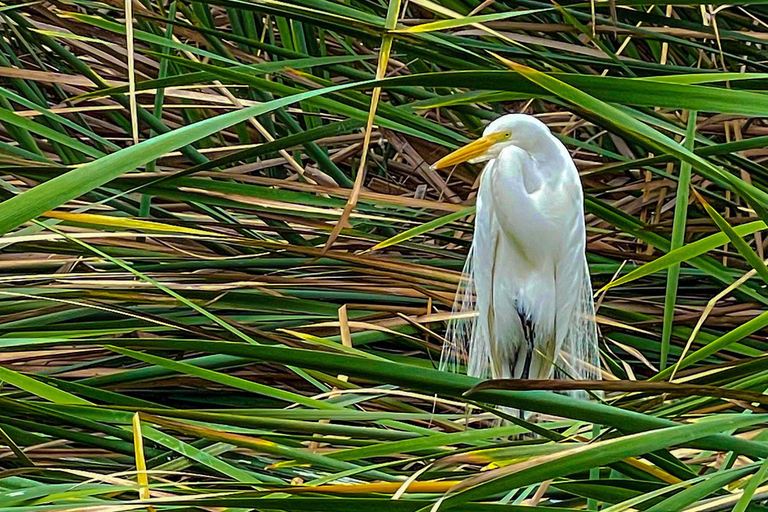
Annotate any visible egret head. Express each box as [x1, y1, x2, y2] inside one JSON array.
[[432, 114, 553, 169]]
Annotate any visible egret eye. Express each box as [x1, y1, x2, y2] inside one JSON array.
[[504, 131, 512, 139]]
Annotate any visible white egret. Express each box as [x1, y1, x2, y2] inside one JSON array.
[[434, 114, 600, 404]]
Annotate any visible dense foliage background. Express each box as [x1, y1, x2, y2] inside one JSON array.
[[2, 0, 768, 510]]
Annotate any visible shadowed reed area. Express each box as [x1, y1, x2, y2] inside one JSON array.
[[3, 0, 768, 511]]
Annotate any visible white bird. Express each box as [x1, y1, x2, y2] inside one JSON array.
[[434, 114, 600, 403]]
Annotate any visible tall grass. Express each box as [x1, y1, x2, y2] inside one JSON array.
[[0, 0, 768, 510]]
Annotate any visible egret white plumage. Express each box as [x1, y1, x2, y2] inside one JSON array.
[[435, 114, 600, 403]]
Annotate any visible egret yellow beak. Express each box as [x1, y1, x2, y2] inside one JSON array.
[[432, 132, 509, 169]]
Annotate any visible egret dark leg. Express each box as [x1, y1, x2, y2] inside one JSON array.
[[515, 310, 536, 422], [517, 311, 535, 380]]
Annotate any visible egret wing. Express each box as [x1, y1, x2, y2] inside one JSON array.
[[441, 161, 498, 379], [552, 178, 601, 392]]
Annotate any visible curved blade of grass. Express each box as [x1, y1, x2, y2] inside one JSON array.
[[660, 111, 697, 369], [392, 9, 548, 33], [0, 86, 118, 151], [70, 54, 377, 102], [732, 458, 768, 512], [599, 221, 766, 292], [131, 413, 150, 501], [0, 425, 34, 467], [324, 424, 527, 462], [368, 206, 475, 252], [141, 53, 455, 145], [374, 71, 768, 118], [144, 414, 397, 481], [0, 365, 91, 405], [41, 211, 220, 236], [107, 345, 333, 409], [614, 465, 754, 512], [588, 195, 768, 306], [321, 0, 402, 252], [63, 12, 241, 65], [137, 419, 270, 483], [108, 339, 768, 457], [0, 80, 367, 236], [693, 188, 768, 285], [432, 415, 768, 512], [466, 379, 768, 404], [654, 310, 768, 381], [0, 107, 104, 158]]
